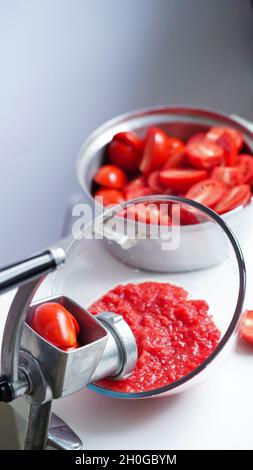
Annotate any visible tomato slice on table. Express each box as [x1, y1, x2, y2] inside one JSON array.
[[139, 127, 169, 175], [159, 168, 208, 192], [94, 165, 127, 189], [207, 126, 243, 152], [211, 166, 243, 186], [147, 171, 165, 193], [213, 184, 251, 215], [94, 188, 125, 206], [108, 131, 142, 172], [185, 179, 226, 208], [216, 132, 238, 166], [237, 154, 253, 184], [31, 302, 79, 349], [240, 310, 253, 345], [185, 133, 224, 169]]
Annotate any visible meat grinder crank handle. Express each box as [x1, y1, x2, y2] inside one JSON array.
[[0, 248, 83, 450]]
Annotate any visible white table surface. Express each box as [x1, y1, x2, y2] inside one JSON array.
[[1, 235, 253, 451]]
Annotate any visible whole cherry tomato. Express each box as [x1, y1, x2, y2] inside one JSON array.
[[94, 188, 125, 206], [94, 165, 127, 189], [140, 127, 169, 175], [31, 302, 79, 349], [108, 131, 142, 172]]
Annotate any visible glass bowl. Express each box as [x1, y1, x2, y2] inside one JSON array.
[[50, 196, 246, 398]]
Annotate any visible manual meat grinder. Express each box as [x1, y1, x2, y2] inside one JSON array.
[[0, 247, 137, 450]]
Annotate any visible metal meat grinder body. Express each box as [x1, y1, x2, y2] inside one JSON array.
[[0, 248, 137, 450]]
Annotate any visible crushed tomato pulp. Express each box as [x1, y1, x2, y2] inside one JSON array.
[[88, 282, 220, 393]]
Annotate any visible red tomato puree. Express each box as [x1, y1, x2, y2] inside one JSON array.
[[88, 282, 220, 393]]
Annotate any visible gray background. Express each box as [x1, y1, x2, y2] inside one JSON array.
[[0, 0, 252, 265]]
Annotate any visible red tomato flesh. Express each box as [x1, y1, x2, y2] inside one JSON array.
[[207, 126, 243, 152], [162, 152, 188, 169], [240, 310, 253, 345], [237, 154, 253, 184], [214, 184, 251, 215], [167, 137, 185, 156], [94, 188, 125, 206], [160, 168, 208, 192], [185, 179, 226, 208], [147, 171, 165, 193], [31, 302, 79, 349], [88, 282, 220, 393], [94, 165, 127, 189], [108, 131, 142, 172], [216, 132, 238, 166], [186, 133, 224, 169], [140, 127, 169, 175], [211, 166, 243, 187]]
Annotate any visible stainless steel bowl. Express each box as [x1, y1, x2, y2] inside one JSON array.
[[76, 106, 253, 272]]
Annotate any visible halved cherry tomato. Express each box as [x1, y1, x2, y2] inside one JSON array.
[[237, 154, 253, 184], [94, 188, 125, 206], [207, 126, 243, 152], [216, 132, 237, 166], [167, 137, 185, 156], [211, 166, 242, 186], [240, 310, 253, 345], [126, 202, 172, 226], [185, 133, 224, 169], [185, 179, 226, 208], [123, 176, 146, 193], [147, 171, 165, 193], [94, 165, 127, 189], [124, 186, 153, 201], [140, 127, 169, 175], [31, 302, 79, 349], [214, 184, 251, 214], [159, 168, 208, 192], [123, 176, 153, 200], [108, 131, 142, 172], [163, 152, 188, 169]]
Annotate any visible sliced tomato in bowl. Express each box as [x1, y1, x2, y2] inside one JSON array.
[[139, 127, 169, 175], [213, 184, 251, 215], [211, 166, 242, 186], [160, 168, 208, 192], [108, 131, 142, 172], [167, 137, 185, 156], [216, 132, 238, 166], [185, 179, 226, 208], [147, 171, 165, 193], [237, 154, 253, 184], [185, 133, 224, 169], [162, 152, 188, 169], [94, 188, 125, 206], [207, 126, 243, 152]]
